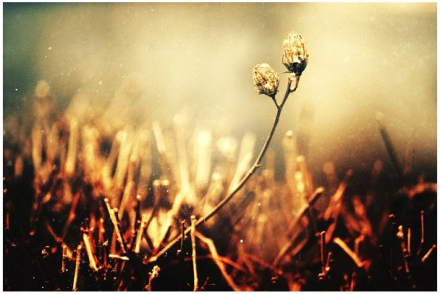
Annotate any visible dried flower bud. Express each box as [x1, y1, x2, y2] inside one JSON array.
[[252, 63, 279, 96], [282, 32, 309, 76]]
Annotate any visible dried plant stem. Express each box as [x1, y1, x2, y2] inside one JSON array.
[[195, 231, 241, 291], [272, 187, 325, 266], [83, 233, 99, 271], [145, 265, 160, 291], [320, 231, 326, 275], [421, 244, 436, 263], [179, 220, 185, 254], [145, 180, 162, 235], [376, 113, 403, 181], [134, 213, 148, 254], [61, 191, 81, 240], [417, 210, 425, 256], [190, 216, 198, 291], [130, 195, 143, 249], [61, 244, 67, 273], [333, 237, 364, 268], [72, 244, 82, 291], [150, 77, 298, 262], [46, 221, 62, 243], [104, 198, 127, 254]]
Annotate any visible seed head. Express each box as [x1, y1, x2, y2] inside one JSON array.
[[282, 32, 309, 76], [252, 63, 279, 97]]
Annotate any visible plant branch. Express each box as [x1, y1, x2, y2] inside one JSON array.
[[149, 75, 298, 263]]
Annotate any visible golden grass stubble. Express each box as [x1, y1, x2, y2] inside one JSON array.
[[272, 186, 325, 266], [324, 169, 353, 244], [112, 129, 134, 207], [61, 244, 68, 273], [103, 198, 128, 254], [83, 232, 99, 272], [190, 215, 198, 291], [72, 244, 82, 291], [134, 213, 148, 254]]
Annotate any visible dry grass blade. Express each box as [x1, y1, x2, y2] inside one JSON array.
[[421, 244, 436, 263], [72, 244, 82, 291], [195, 231, 242, 291], [333, 237, 364, 268], [320, 231, 326, 275], [61, 244, 67, 273], [103, 198, 127, 254], [61, 190, 82, 240], [324, 169, 352, 220], [376, 112, 403, 181], [83, 233, 99, 271], [191, 215, 198, 291], [273, 187, 324, 266], [417, 210, 425, 256], [134, 213, 148, 254]]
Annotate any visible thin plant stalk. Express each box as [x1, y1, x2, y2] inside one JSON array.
[[195, 231, 241, 291], [417, 210, 425, 256], [421, 244, 436, 263], [320, 231, 326, 275], [333, 237, 364, 268], [83, 233, 99, 272], [134, 213, 148, 254], [61, 244, 67, 273], [103, 198, 127, 254], [272, 187, 325, 266], [190, 215, 198, 291], [72, 244, 82, 291], [150, 75, 299, 262]]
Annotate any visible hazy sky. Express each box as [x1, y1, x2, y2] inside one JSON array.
[[3, 3, 437, 177]]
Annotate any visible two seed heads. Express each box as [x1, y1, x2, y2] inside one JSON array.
[[253, 31, 309, 97]]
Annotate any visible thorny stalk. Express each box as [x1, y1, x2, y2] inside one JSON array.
[[151, 74, 300, 262]]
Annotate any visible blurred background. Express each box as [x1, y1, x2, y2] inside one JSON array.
[[3, 2, 437, 179]]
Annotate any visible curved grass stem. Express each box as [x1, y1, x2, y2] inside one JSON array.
[[150, 75, 299, 263]]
